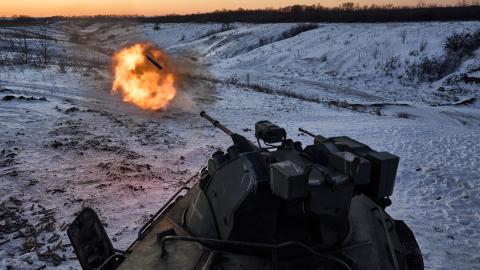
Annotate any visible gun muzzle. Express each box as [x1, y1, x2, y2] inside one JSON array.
[[146, 55, 163, 71]]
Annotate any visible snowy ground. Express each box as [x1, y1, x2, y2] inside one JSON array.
[[0, 21, 479, 269]]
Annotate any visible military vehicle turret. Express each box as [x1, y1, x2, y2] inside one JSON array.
[[68, 111, 423, 270]]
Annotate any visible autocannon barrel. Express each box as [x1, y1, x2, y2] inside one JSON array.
[[298, 128, 316, 138], [298, 128, 326, 143], [200, 111, 233, 136]]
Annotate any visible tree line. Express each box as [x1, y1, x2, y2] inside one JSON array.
[[141, 4, 480, 23], [1, 2, 480, 24]]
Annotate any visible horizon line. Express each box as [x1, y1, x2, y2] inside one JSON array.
[[1, 2, 476, 19]]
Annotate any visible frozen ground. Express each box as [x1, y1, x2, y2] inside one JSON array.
[[0, 21, 479, 269]]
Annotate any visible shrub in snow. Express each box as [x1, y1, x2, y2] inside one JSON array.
[[255, 24, 319, 49], [409, 50, 419, 57], [373, 107, 382, 116], [225, 75, 240, 84], [419, 40, 428, 52], [58, 62, 67, 74], [406, 29, 480, 82], [258, 37, 272, 46], [199, 23, 234, 38], [278, 24, 318, 41], [444, 30, 480, 56], [397, 112, 411, 119], [384, 55, 401, 73], [406, 56, 446, 82]]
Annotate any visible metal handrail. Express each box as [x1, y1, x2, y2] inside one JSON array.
[[98, 254, 125, 270], [137, 186, 190, 239], [159, 235, 363, 270]]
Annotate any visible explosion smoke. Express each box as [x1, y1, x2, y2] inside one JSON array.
[[112, 43, 176, 111], [112, 43, 216, 112]]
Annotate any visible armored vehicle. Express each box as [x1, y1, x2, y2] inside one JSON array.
[[68, 112, 423, 270]]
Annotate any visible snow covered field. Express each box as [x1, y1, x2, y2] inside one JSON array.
[[0, 21, 479, 269]]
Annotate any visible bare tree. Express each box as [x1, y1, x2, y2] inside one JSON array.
[[20, 28, 29, 64], [417, 1, 426, 8], [340, 2, 356, 10], [0, 27, 16, 52], [400, 30, 407, 44], [39, 25, 50, 64]]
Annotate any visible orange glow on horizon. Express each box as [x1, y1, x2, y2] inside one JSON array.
[[1, 0, 461, 17]]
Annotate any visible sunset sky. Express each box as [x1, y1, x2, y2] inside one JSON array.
[[1, 0, 459, 17]]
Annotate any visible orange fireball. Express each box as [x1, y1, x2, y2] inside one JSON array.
[[112, 43, 176, 110]]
